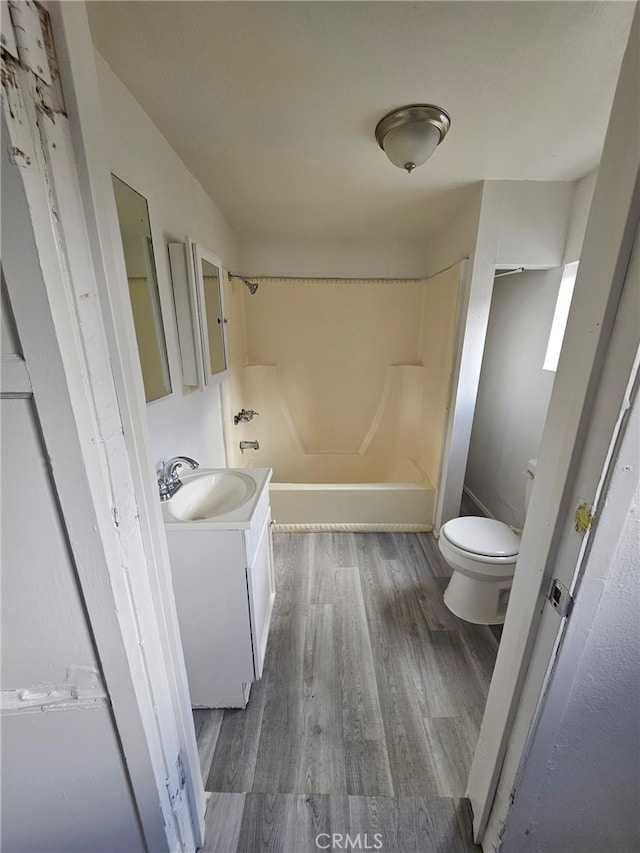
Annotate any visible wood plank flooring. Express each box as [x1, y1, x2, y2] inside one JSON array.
[[196, 532, 499, 851]]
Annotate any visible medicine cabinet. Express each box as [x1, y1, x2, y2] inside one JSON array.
[[169, 239, 229, 389], [112, 175, 172, 403]]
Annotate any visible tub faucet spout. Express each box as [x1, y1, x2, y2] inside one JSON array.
[[240, 440, 259, 452]]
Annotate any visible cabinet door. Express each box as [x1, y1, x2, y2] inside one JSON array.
[[246, 511, 276, 680], [168, 530, 254, 707]]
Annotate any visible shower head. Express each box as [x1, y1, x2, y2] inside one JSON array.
[[229, 272, 259, 295]]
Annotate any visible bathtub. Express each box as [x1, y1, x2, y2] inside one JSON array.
[[223, 268, 463, 532], [245, 457, 435, 532]]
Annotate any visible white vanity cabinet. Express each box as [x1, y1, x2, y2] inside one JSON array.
[[166, 470, 275, 708]]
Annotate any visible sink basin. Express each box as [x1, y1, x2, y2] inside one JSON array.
[[166, 470, 257, 521]]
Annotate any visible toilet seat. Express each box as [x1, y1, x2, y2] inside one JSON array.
[[441, 517, 520, 558]]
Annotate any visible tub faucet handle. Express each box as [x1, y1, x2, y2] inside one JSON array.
[[234, 409, 259, 425]]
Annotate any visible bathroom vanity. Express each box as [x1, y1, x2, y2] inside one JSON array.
[[164, 467, 274, 708]]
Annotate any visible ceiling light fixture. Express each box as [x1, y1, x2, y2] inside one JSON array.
[[375, 104, 451, 174]]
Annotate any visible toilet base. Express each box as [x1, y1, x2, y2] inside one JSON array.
[[443, 571, 512, 624]]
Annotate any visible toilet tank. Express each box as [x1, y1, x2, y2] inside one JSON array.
[[525, 458, 538, 511]]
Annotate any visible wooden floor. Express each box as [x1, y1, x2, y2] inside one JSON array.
[[195, 532, 500, 852]]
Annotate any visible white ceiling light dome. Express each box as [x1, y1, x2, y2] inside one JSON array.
[[375, 104, 451, 173]]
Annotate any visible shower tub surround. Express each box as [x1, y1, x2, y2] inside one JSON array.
[[224, 265, 462, 531]]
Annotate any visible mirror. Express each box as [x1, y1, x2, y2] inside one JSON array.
[[111, 175, 171, 402], [169, 239, 228, 389], [196, 248, 228, 380]]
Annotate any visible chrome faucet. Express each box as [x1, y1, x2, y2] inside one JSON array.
[[157, 456, 199, 501], [239, 440, 259, 452]]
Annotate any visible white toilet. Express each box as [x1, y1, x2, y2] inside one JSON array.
[[439, 459, 537, 624]]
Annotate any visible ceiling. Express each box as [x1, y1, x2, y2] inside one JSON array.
[[87, 1, 634, 241]]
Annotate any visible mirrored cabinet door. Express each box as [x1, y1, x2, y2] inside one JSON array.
[[197, 250, 228, 380], [111, 175, 172, 403], [168, 238, 229, 390]]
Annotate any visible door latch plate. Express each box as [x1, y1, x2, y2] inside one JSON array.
[[548, 578, 574, 618]]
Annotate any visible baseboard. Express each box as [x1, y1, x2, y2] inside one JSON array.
[[462, 486, 495, 520], [272, 522, 432, 533]]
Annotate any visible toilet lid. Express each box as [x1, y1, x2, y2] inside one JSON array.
[[442, 517, 520, 557]]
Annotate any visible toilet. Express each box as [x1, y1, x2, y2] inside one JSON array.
[[439, 459, 537, 624]]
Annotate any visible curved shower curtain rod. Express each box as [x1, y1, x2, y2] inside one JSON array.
[[228, 272, 259, 294]]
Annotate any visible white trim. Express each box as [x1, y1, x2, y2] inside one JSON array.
[[462, 486, 495, 521], [434, 200, 500, 531], [47, 3, 205, 846], [168, 242, 200, 387], [0, 354, 31, 396], [272, 522, 431, 533], [1, 671, 109, 714], [190, 239, 230, 388]]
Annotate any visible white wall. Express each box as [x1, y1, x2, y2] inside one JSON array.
[[426, 184, 485, 279], [427, 180, 574, 278], [239, 233, 430, 279], [492, 181, 574, 269], [95, 53, 240, 469], [240, 180, 572, 282], [464, 269, 561, 526]]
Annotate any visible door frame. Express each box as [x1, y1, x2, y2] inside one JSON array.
[[2, 2, 205, 848], [47, 1, 206, 843], [468, 9, 640, 845]]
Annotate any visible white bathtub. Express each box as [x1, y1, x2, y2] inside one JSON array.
[[253, 458, 435, 532]]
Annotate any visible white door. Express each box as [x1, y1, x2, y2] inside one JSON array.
[[1, 275, 147, 852]]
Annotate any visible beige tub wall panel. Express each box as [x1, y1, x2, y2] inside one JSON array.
[[240, 364, 431, 486], [241, 364, 306, 479], [243, 279, 425, 455], [241, 363, 356, 482], [420, 365, 455, 489], [358, 364, 426, 479], [416, 264, 463, 487], [388, 457, 431, 485]]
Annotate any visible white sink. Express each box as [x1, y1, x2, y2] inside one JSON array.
[[164, 469, 257, 522]]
